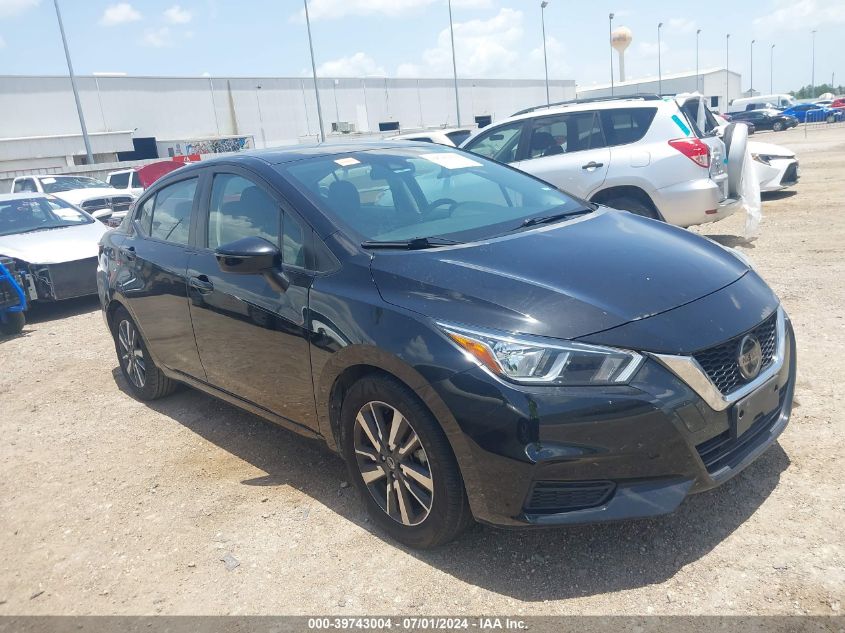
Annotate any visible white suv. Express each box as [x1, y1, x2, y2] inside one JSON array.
[[10, 175, 135, 222], [461, 95, 744, 227]]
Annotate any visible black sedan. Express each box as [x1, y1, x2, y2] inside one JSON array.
[[98, 142, 796, 548], [729, 109, 799, 131]]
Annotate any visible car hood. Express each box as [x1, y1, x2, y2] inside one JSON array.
[[748, 140, 795, 158], [52, 188, 123, 203], [0, 221, 107, 264], [371, 208, 750, 342]]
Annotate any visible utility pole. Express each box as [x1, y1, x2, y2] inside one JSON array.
[[750, 39, 755, 95], [448, 0, 461, 125], [609, 12, 614, 97], [696, 29, 701, 93], [541, 2, 550, 104], [770, 44, 775, 94], [303, 0, 326, 142], [53, 0, 94, 164], [657, 22, 663, 95], [726, 33, 731, 109], [811, 30, 817, 99]]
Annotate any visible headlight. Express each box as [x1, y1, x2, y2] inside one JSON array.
[[438, 323, 643, 386], [751, 153, 771, 165]]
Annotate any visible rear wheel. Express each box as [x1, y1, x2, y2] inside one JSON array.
[[0, 311, 25, 336], [826, 114, 836, 124], [772, 121, 784, 132], [112, 306, 177, 400], [602, 196, 660, 220], [340, 375, 473, 548]]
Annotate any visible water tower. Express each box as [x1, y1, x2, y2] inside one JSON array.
[[611, 27, 633, 82]]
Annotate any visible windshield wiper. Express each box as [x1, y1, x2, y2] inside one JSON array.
[[361, 236, 461, 250], [518, 207, 593, 229]]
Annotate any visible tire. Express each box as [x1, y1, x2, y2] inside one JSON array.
[[826, 114, 835, 124], [0, 311, 25, 336], [772, 121, 784, 132], [603, 196, 660, 220], [340, 374, 473, 548], [112, 306, 177, 401]]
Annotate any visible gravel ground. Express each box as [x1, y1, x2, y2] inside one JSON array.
[[1, 126, 843, 616]]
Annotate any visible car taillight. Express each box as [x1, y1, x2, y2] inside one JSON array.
[[668, 138, 711, 169]]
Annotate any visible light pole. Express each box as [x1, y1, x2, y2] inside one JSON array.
[[609, 12, 614, 96], [303, 0, 326, 142], [696, 29, 701, 93], [448, 0, 461, 125], [255, 84, 266, 148], [770, 44, 775, 93], [52, 0, 93, 164], [541, 2, 550, 104], [725, 33, 730, 109], [811, 29, 817, 99], [750, 39, 755, 95], [657, 22, 663, 95]]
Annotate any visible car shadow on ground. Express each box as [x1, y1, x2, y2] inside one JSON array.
[[25, 295, 100, 324], [706, 234, 758, 249], [761, 190, 798, 201], [112, 367, 791, 602]]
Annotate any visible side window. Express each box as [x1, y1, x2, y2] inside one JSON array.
[[131, 172, 142, 188], [12, 180, 24, 193], [109, 172, 130, 188], [599, 108, 657, 146], [14, 179, 36, 193], [208, 174, 280, 250], [527, 111, 605, 158], [148, 178, 197, 245], [283, 213, 306, 267], [136, 196, 155, 236], [463, 121, 524, 163]]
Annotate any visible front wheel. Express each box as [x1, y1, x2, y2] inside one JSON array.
[[341, 375, 473, 548], [0, 311, 25, 336], [826, 114, 836, 124]]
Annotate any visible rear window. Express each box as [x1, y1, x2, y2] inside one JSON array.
[[599, 108, 657, 146], [446, 130, 472, 146], [109, 172, 130, 188]]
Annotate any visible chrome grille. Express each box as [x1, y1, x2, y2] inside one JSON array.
[[693, 313, 778, 395]]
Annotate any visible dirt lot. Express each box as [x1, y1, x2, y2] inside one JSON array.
[[1, 126, 843, 616]]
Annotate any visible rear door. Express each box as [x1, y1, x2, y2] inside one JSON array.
[[118, 174, 206, 379], [187, 167, 316, 426], [512, 111, 609, 198]]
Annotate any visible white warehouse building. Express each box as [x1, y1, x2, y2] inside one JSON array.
[[576, 68, 742, 112], [0, 74, 576, 183]]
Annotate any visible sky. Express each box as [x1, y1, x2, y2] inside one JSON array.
[[0, 0, 842, 95]]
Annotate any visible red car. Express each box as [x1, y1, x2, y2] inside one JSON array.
[[830, 98, 845, 110]]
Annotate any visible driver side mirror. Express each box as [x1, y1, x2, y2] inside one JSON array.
[[215, 236, 289, 292]]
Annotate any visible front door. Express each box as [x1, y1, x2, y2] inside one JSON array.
[[187, 168, 316, 427], [119, 175, 206, 379], [513, 111, 610, 198]]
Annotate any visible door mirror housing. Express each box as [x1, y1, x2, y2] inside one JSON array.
[[215, 236, 279, 274]]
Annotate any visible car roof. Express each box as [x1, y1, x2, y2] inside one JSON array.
[[177, 141, 455, 168], [0, 192, 51, 201]]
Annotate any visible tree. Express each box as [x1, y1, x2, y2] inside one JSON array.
[[789, 84, 845, 99]]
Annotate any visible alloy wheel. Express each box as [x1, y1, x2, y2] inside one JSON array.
[[118, 319, 146, 389], [353, 401, 434, 526]]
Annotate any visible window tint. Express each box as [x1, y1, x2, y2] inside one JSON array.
[[131, 172, 142, 188], [283, 213, 305, 267], [445, 129, 471, 146], [208, 174, 280, 250], [14, 179, 36, 193], [599, 108, 657, 146], [109, 172, 130, 188], [463, 121, 524, 163], [410, 136, 433, 143], [148, 178, 197, 244], [136, 196, 154, 236], [525, 111, 605, 159]]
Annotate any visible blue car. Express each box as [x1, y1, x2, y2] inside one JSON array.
[[781, 103, 845, 123]]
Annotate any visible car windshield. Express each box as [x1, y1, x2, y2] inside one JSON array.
[[282, 146, 588, 243], [0, 196, 93, 237], [41, 176, 111, 193]]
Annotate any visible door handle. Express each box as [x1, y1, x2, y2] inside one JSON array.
[[120, 246, 136, 261], [581, 161, 604, 170], [189, 275, 214, 294]]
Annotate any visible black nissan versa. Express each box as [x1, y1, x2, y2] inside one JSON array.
[[98, 141, 796, 548]]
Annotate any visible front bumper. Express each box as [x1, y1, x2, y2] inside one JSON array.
[[755, 158, 799, 192], [432, 313, 796, 528]]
